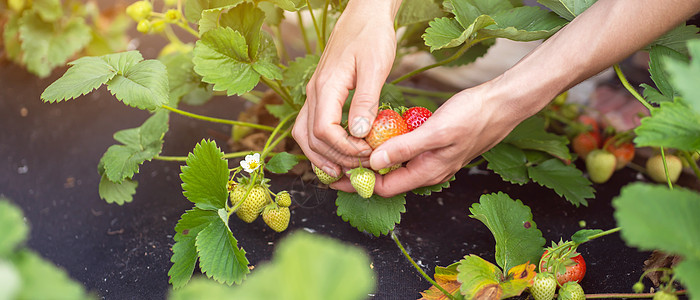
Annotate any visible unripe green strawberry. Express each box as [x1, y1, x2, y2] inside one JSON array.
[[530, 273, 557, 300], [378, 163, 400, 175], [126, 1, 152, 21], [236, 185, 268, 223], [136, 19, 151, 33], [632, 282, 645, 293], [276, 191, 292, 207], [557, 282, 585, 300], [313, 165, 341, 185], [653, 291, 678, 300], [585, 149, 616, 183], [347, 166, 375, 198], [646, 154, 682, 183], [262, 204, 290, 232], [229, 185, 246, 206]]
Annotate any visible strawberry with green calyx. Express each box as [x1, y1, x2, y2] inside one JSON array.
[[235, 184, 269, 223], [646, 154, 682, 184], [401, 106, 432, 132], [557, 282, 585, 300], [347, 165, 376, 199], [262, 203, 291, 232], [275, 191, 292, 207], [530, 272, 557, 300], [585, 149, 616, 184], [603, 136, 635, 170], [365, 107, 408, 149], [539, 241, 586, 285], [313, 165, 342, 185]]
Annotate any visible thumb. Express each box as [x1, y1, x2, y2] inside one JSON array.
[[369, 127, 435, 171]]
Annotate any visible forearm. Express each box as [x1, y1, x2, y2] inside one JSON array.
[[491, 0, 700, 123]]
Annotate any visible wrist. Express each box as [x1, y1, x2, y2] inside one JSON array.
[[345, 0, 403, 20]]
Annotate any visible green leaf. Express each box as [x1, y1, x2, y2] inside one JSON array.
[[258, 2, 285, 26], [456, 255, 502, 299], [265, 103, 297, 121], [648, 45, 688, 100], [41, 56, 117, 103], [220, 3, 266, 59], [469, 192, 545, 272], [169, 208, 219, 289], [252, 59, 283, 80], [613, 183, 700, 298], [160, 51, 212, 106], [379, 83, 406, 107], [265, 152, 299, 174], [634, 101, 700, 151], [396, 0, 444, 27], [0, 260, 21, 300], [336, 191, 406, 236], [264, 0, 306, 11], [3, 13, 22, 62], [13, 250, 92, 300], [536, 0, 596, 21], [100, 111, 169, 183], [570, 229, 603, 244], [412, 176, 455, 196], [527, 158, 594, 207], [422, 16, 496, 52], [19, 11, 91, 77], [180, 140, 230, 211], [282, 54, 319, 105], [504, 117, 571, 161], [665, 39, 700, 115], [195, 216, 250, 285], [107, 59, 170, 110], [33, 0, 62, 22], [193, 27, 260, 96], [446, 0, 512, 28], [172, 232, 375, 299], [481, 6, 567, 41], [184, 0, 243, 23], [647, 24, 699, 56], [0, 199, 29, 258], [482, 143, 529, 185], [98, 175, 138, 205], [431, 39, 494, 67], [641, 83, 672, 105]]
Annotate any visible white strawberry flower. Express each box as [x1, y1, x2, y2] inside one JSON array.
[[241, 153, 261, 173]]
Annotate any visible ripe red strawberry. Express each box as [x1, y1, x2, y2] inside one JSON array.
[[572, 131, 601, 160], [313, 165, 341, 185], [646, 154, 682, 183], [577, 115, 600, 133], [557, 282, 585, 300], [402, 106, 432, 132], [262, 204, 290, 232], [585, 149, 616, 184], [235, 185, 268, 223], [530, 273, 557, 300], [346, 166, 376, 198], [603, 137, 635, 170], [365, 109, 408, 149], [540, 244, 586, 285]]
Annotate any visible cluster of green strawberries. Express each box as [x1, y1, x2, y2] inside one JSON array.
[[313, 105, 432, 198], [126, 0, 182, 34], [228, 178, 292, 233], [530, 241, 588, 300]]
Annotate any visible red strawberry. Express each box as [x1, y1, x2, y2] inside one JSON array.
[[603, 137, 635, 170], [402, 106, 432, 132], [572, 131, 601, 160], [540, 248, 586, 285], [365, 109, 408, 149], [577, 115, 599, 133]]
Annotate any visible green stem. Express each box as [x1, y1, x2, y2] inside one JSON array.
[[391, 231, 459, 300], [585, 227, 621, 241], [681, 151, 700, 180], [297, 10, 312, 54], [305, 0, 323, 53], [463, 158, 485, 169], [261, 113, 298, 161], [395, 85, 456, 99], [175, 20, 200, 39], [613, 64, 653, 112], [584, 290, 686, 299], [273, 26, 291, 62], [161, 105, 275, 131], [660, 147, 673, 190], [321, 0, 330, 51], [261, 129, 292, 160], [155, 151, 306, 162], [391, 39, 487, 84], [260, 77, 297, 109]]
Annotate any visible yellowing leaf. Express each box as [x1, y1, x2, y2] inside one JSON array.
[[457, 255, 502, 299], [420, 263, 462, 300]]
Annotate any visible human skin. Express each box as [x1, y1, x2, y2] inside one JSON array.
[[292, 0, 700, 197]]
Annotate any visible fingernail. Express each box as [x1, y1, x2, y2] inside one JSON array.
[[350, 116, 370, 137], [322, 166, 338, 178], [370, 150, 391, 170], [359, 149, 372, 156]]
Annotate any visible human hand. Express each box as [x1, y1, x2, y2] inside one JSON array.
[[292, 0, 402, 179]]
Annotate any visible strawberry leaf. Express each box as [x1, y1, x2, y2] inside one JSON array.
[[469, 192, 545, 272], [527, 158, 594, 207], [336, 191, 406, 236], [193, 27, 261, 96], [0, 199, 29, 258], [12, 250, 92, 300], [482, 143, 529, 185], [431, 39, 494, 67], [536, 0, 595, 21], [422, 16, 495, 52], [41, 57, 117, 103], [380, 83, 406, 108], [263, 0, 306, 12], [634, 101, 700, 151], [503, 117, 571, 161], [33, 0, 62, 22], [265, 152, 299, 174], [180, 139, 230, 211], [258, 2, 285, 26], [480, 6, 567, 41], [570, 229, 603, 244], [641, 84, 672, 105], [99, 111, 169, 183], [420, 263, 462, 300], [396, 0, 444, 27], [194, 213, 250, 285], [412, 176, 456, 196], [456, 255, 502, 299], [648, 45, 688, 102], [647, 24, 699, 57], [106, 59, 170, 110], [98, 175, 138, 205], [282, 54, 319, 105], [265, 103, 297, 121], [18, 11, 91, 78], [160, 51, 212, 106], [665, 39, 700, 115], [446, 0, 512, 28], [169, 208, 219, 289], [3, 13, 22, 62], [613, 183, 700, 298], [216, 3, 265, 59], [184, 0, 243, 23]]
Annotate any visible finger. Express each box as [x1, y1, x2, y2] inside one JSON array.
[[329, 177, 356, 193], [368, 124, 444, 171], [347, 59, 390, 138]]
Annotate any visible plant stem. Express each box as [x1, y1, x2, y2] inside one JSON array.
[[154, 151, 307, 162], [261, 129, 292, 160], [613, 64, 653, 112], [585, 227, 621, 241], [273, 26, 291, 62], [463, 158, 485, 169], [395, 85, 456, 99], [660, 147, 673, 190], [681, 151, 700, 180], [259, 77, 297, 109], [391, 231, 458, 300], [391, 39, 487, 84], [305, 0, 323, 53], [261, 113, 298, 161], [175, 20, 200, 39], [321, 0, 330, 52], [161, 105, 276, 131], [297, 11, 313, 54], [585, 290, 686, 299]]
